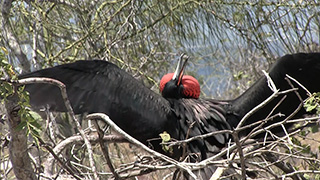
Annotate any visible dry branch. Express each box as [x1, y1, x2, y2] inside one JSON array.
[[86, 113, 199, 179]]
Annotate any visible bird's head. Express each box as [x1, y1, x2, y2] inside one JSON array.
[[160, 55, 200, 99]]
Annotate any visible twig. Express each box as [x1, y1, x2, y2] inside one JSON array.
[[231, 131, 246, 180], [286, 74, 312, 96], [262, 152, 306, 180], [209, 167, 225, 180], [86, 113, 198, 180], [236, 71, 279, 129], [93, 120, 120, 179], [38, 138, 82, 180], [44, 134, 126, 177], [230, 71, 279, 179], [165, 129, 232, 147]]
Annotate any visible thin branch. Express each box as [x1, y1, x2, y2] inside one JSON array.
[[86, 113, 198, 180], [286, 74, 312, 96], [165, 129, 232, 148], [93, 120, 121, 179], [43, 134, 126, 177], [38, 138, 82, 180], [231, 132, 246, 180]]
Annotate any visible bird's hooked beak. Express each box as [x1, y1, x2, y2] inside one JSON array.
[[172, 54, 189, 86]]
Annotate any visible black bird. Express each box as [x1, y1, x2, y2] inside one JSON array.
[[19, 53, 320, 179]]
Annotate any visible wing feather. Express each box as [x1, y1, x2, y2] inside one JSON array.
[[168, 98, 231, 159], [20, 60, 173, 143]]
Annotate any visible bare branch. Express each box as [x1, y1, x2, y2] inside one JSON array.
[[86, 113, 199, 180], [93, 120, 121, 179], [43, 134, 126, 177]]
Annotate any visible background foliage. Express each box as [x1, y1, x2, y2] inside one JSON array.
[[1, 0, 320, 179]]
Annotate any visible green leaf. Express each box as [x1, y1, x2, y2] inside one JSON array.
[[306, 104, 317, 112], [29, 111, 42, 122], [159, 131, 171, 142], [159, 131, 173, 154]]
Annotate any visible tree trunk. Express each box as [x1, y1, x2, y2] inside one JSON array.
[[5, 94, 37, 180]]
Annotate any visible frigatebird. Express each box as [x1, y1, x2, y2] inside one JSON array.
[[19, 52, 320, 179]]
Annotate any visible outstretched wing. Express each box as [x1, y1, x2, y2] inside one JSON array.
[[227, 52, 320, 137], [20, 60, 174, 143]]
